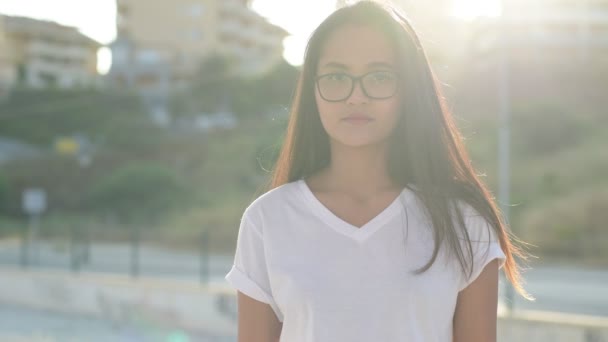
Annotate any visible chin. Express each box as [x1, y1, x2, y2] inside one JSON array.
[[332, 136, 386, 149]]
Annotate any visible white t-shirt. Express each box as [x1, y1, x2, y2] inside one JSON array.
[[225, 179, 506, 342]]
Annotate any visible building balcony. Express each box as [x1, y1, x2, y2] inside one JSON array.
[[219, 20, 243, 38], [219, 0, 249, 18], [27, 40, 92, 61], [223, 43, 250, 59], [28, 57, 89, 73]]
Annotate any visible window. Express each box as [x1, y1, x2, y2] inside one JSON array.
[[189, 29, 204, 41], [137, 49, 162, 65], [186, 3, 205, 17]]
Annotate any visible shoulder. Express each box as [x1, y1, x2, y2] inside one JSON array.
[[451, 201, 502, 252], [242, 180, 302, 224]]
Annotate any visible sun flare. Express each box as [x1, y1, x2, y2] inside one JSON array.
[[451, 0, 502, 20]]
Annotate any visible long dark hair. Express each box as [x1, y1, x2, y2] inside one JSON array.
[[265, 1, 532, 299]]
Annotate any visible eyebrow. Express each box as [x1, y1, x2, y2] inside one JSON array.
[[320, 61, 395, 70]]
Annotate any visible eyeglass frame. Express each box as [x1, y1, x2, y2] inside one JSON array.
[[314, 70, 400, 102]]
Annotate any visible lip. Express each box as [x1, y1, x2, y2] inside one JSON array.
[[341, 114, 374, 122]]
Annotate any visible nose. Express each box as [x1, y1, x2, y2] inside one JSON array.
[[346, 79, 368, 105]]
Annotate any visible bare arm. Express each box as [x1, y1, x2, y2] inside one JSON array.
[[453, 259, 500, 342], [237, 291, 283, 342]]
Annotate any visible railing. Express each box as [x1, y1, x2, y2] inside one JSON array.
[[0, 223, 223, 286]]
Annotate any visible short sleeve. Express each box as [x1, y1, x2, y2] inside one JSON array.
[[457, 205, 506, 292], [224, 211, 283, 322]]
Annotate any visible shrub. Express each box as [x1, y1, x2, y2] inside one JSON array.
[[518, 185, 608, 261], [511, 103, 588, 157], [87, 162, 185, 223]]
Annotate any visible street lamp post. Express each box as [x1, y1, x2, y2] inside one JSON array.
[[498, 0, 515, 314]]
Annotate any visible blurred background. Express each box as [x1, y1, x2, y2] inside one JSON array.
[[0, 0, 606, 341]]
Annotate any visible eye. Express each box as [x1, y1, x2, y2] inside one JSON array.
[[325, 73, 349, 82], [369, 71, 396, 83]]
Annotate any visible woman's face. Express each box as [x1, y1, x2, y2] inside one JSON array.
[[315, 24, 402, 149]]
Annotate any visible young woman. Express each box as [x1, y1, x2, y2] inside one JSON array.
[[225, 1, 532, 341]]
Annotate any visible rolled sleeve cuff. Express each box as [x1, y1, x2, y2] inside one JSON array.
[[225, 264, 284, 322], [458, 242, 506, 292]]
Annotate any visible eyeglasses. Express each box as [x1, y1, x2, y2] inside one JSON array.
[[315, 70, 399, 102]]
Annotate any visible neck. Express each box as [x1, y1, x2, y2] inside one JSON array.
[[320, 141, 398, 195]]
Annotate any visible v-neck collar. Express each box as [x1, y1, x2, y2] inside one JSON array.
[[296, 179, 415, 242]]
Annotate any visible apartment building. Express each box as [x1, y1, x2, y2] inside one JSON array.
[[109, 0, 288, 89], [1, 15, 101, 89]]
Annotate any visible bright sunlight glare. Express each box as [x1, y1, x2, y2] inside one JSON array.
[[451, 0, 502, 20], [252, 0, 335, 65], [97, 47, 112, 75]]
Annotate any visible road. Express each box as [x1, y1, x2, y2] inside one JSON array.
[[502, 263, 608, 316], [0, 303, 235, 342]]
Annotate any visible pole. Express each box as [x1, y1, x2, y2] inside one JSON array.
[[498, 1, 515, 314], [200, 229, 209, 285], [130, 224, 140, 278], [20, 219, 29, 268], [83, 223, 90, 265], [29, 214, 40, 265], [70, 222, 79, 273]]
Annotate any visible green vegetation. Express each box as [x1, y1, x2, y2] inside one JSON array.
[[0, 56, 606, 264], [87, 161, 185, 222], [462, 101, 608, 264], [0, 87, 156, 148]]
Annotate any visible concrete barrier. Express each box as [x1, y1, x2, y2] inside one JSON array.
[[2, 266, 608, 341], [0, 266, 237, 337]]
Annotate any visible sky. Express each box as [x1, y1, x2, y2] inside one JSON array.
[[0, 0, 500, 72]]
